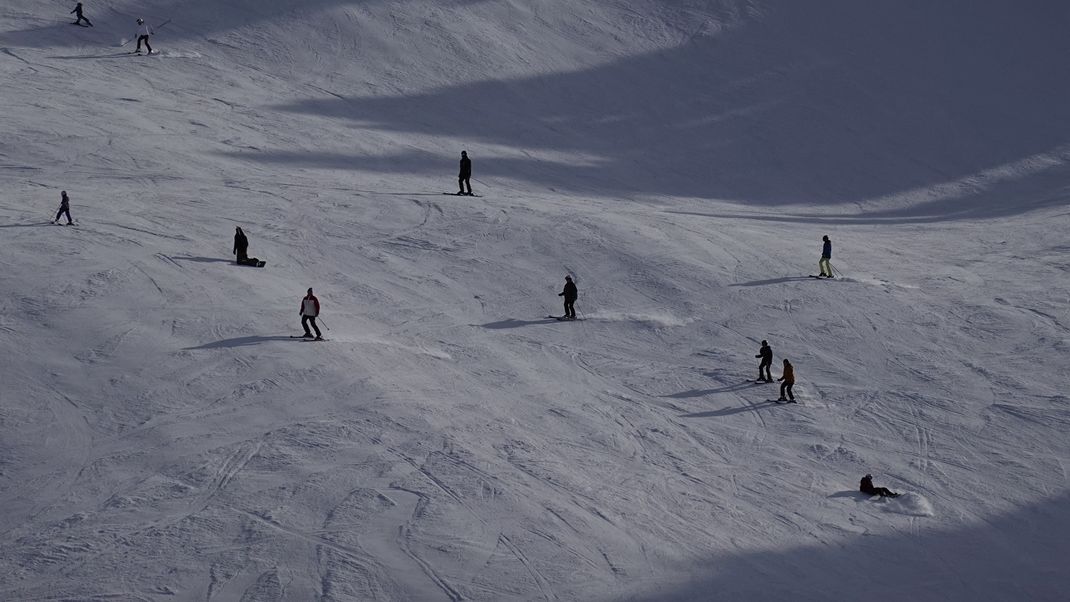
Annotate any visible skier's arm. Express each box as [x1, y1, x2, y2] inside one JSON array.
[[71, 8, 76, 14]]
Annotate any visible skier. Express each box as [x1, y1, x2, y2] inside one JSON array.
[[860, 474, 899, 498], [457, 150, 472, 196], [558, 275, 577, 320], [777, 358, 795, 402], [233, 226, 249, 264], [818, 235, 833, 278], [70, 2, 93, 27], [134, 18, 153, 55], [300, 288, 322, 339], [53, 191, 73, 225], [755, 340, 773, 383]]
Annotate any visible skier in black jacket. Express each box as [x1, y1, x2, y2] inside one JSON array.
[[53, 191, 73, 224], [558, 275, 577, 319], [233, 227, 249, 263], [71, 3, 92, 27], [860, 474, 899, 498], [457, 151, 472, 196], [755, 340, 773, 382]]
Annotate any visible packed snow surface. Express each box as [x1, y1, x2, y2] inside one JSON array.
[[2, 1, 1069, 600]]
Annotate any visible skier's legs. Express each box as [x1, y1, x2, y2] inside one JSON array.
[[462, 177, 472, 194], [301, 316, 312, 336], [458, 177, 465, 194], [308, 317, 322, 337], [819, 257, 831, 276], [785, 383, 794, 400], [146, 38, 152, 53]]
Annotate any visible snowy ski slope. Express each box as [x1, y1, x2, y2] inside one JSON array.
[[1, 1, 1069, 600]]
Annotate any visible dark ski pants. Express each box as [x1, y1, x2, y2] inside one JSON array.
[[868, 487, 898, 498], [563, 300, 576, 319], [75, 15, 92, 26], [779, 381, 794, 400], [55, 208, 72, 224], [302, 315, 321, 337], [758, 362, 772, 382], [458, 176, 471, 195], [136, 35, 152, 53]]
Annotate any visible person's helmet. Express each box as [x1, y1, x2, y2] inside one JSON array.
[[307, 288, 313, 294], [565, 275, 572, 281], [137, 18, 144, 24], [761, 340, 767, 345], [461, 150, 467, 156], [822, 235, 829, 241], [865, 474, 872, 479]]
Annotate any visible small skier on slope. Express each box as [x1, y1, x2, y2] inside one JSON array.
[[755, 340, 773, 383], [233, 227, 249, 264], [53, 191, 74, 225], [70, 3, 93, 27], [300, 288, 323, 339], [134, 18, 153, 55], [457, 150, 472, 196], [860, 474, 899, 498], [558, 275, 577, 320], [818, 235, 833, 278], [777, 358, 796, 402]]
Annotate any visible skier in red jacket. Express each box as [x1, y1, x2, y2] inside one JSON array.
[[300, 288, 322, 339]]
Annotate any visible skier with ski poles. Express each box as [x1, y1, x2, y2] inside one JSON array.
[[300, 288, 323, 340], [53, 191, 74, 225], [777, 358, 796, 402], [818, 235, 833, 278], [134, 18, 153, 55], [70, 3, 92, 27], [457, 151, 472, 196], [558, 275, 577, 320], [755, 340, 773, 383]]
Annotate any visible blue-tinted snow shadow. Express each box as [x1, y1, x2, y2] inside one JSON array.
[[236, 1, 1069, 220], [678, 400, 779, 418], [729, 276, 814, 287], [479, 318, 558, 329], [621, 491, 1070, 602], [184, 335, 295, 350], [168, 255, 233, 264], [665, 381, 763, 398], [0, 222, 53, 228]]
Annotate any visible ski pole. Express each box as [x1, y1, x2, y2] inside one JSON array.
[[318, 317, 330, 331]]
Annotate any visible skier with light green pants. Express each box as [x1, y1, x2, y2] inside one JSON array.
[[818, 235, 833, 278]]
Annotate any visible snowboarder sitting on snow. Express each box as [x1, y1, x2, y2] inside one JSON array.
[[233, 226, 249, 263], [300, 288, 322, 339], [70, 3, 92, 27], [53, 191, 73, 224], [457, 151, 472, 196], [860, 474, 899, 498], [558, 275, 577, 320], [756, 340, 773, 382], [135, 18, 153, 54], [777, 358, 796, 402], [819, 235, 833, 278]]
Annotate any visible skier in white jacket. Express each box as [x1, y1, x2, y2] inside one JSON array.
[[134, 18, 153, 55]]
